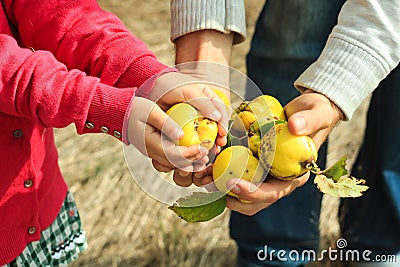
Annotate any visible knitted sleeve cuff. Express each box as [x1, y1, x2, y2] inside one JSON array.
[[294, 37, 387, 120], [82, 83, 135, 143], [170, 0, 246, 45]]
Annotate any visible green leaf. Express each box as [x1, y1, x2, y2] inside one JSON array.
[[226, 131, 232, 147], [314, 174, 369, 198], [225, 119, 246, 148], [227, 132, 244, 147], [168, 192, 227, 223], [259, 119, 286, 137], [225, 120, 233, 147], [321, 155, 349, 182]]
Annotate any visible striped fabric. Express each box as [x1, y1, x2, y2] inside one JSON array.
[[170, 0, 246, 44]]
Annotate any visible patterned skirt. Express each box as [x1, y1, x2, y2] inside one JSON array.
[[4, 191, 87, 267]]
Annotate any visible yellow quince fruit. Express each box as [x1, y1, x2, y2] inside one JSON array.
[[166, 103, 218, 150], [251, 95, 286, 121], [259, 122, 317, 180], [212, 146, 265, 198]]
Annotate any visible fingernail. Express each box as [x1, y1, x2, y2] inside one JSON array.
[[248, 183, 258, 193], [294, 115, 306, 133], [212, 110, 222, 120], [204, 183, 218, 192], [199, 146, 209, 155], [194, 172, 204, 178], [226, 179, 241, 194], [178, 170, 190, 177], [199, 156, 209, 165]]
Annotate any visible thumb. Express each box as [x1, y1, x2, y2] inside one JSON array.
[[146, 103, 184, 142], [287, 109, 332, 136]]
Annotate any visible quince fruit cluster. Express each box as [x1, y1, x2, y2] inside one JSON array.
[[212, 95, 318, 198], [168, 92, 369, 223], [166, 91, 369, 200], [212, 95, 368, 200]]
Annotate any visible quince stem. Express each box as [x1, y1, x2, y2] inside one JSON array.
[[307, 156, 350, 183], [306, 160, 322, 174]]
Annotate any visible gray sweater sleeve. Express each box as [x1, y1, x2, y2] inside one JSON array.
[[170, 0, 246, 45], [295, 0, 400, 120]]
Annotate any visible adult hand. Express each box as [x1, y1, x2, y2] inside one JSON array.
[[127, 96, 209, 173], [172, 30, 233, 138], [201, 89, 345, 215], [166, 30, 234, 184]]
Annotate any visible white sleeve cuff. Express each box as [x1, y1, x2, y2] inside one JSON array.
[[294, 37, 387, 120]]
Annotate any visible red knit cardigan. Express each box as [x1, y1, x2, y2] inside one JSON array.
[[0, 0, 169, 264]]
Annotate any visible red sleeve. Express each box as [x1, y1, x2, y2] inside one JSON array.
[[0, 35, 135, 141], [2, 0, 168, 89]]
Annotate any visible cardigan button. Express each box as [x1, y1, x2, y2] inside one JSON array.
[[24, 179, 34, 188], [28, 226, 37, 235], [100, 126, 109, 133], [113, 130, 122, 139], [85, 122, 95, 129], [13, 129, 23, 138]]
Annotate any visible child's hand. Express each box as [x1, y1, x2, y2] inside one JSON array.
[[126, 97, 209, 173], [284, 89, 344, 148]]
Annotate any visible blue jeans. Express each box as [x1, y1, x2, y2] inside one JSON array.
[[231, 1, 400, 266]]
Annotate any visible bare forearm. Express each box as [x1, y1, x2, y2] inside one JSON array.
[[174, 30, 234, 65]]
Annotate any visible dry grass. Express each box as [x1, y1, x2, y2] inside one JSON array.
[[57, 128, 237, 267], [54, 1, 369, 266]]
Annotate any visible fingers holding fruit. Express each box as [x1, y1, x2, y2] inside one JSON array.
[[228, 94, 319, 181], [212, 146, 266, 203], [165, 87, 231, 147], [184, 85, 228, 122], [284, 89, 345, 146], [151, 72, 230, 140], [168, 93, 368, 222], [165, 99, 222, 186], [259, 122, 318, 180], [225, 174, 309, 216], [182, 86, 230, 148], [205, 95, 287, 204], [166, 102, 219, 150], [128, 97, 209, 172], [147, 130, 209, 172]]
